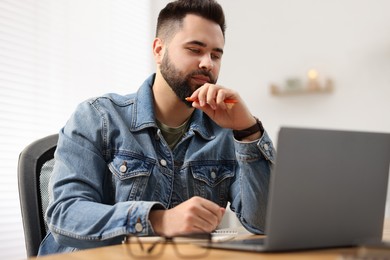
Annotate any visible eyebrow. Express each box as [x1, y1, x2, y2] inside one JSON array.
[[186, 40, 224, 54]]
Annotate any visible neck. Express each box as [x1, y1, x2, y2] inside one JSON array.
[[153, 71, 194, 127]]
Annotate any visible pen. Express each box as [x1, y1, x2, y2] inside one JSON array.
[[185, 97, 238, 109], [185, 97, 238, 104]]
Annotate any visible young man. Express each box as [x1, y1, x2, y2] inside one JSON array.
[[39, 0, 275, 255]]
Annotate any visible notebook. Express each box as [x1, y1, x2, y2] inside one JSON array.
[[208, 127, 390, 252]]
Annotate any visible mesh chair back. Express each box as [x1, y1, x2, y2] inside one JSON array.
[[17, 134, 58, 257], [40, 158, 55, 233]]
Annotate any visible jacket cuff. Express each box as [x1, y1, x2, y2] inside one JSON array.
[[234, 130, 275, 163], [127, 201, 165, 236]]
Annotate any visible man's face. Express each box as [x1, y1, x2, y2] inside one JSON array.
[[160, 50, 217, 107], [159, 14, 224, 107]]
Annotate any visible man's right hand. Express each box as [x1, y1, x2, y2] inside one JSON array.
[[149, 196, 226, 237]]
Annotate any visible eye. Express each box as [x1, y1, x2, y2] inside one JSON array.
[[211, 53, 221, 60], [187, 48, 200, 54]]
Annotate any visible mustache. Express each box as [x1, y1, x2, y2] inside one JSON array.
[[189, 70, 216, 84]]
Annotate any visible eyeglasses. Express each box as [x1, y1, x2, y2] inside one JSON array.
[[122, 233, 212, 258]]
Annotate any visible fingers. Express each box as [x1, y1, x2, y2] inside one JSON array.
[[189, 83, 255, 130], [152, 197, 226, 236], [191, 83, 235, 110], [177, 197, 223, 233], [189, 197, 225, 232]]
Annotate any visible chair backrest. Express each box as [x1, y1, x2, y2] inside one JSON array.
[[17, 134, 58, 257]]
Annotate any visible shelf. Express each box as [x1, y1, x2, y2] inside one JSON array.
[[270, 79, 334, 97]]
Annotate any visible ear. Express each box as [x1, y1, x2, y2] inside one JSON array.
[[152, 38, 165, 64]]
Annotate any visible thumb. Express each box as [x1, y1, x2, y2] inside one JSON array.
[[218, 207, 226, 222]]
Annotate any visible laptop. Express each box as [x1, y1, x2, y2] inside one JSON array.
[[209, 127, 390, 252]]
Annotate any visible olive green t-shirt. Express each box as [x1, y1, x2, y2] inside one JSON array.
[[156, 118, 191, 150]]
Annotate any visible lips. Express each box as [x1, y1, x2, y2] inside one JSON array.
[[191, 75, 210, 85]]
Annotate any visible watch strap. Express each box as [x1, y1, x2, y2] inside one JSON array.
[[233, 117, 264, 140]]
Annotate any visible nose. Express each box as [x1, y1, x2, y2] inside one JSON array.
[[199, 54, 214, 71]]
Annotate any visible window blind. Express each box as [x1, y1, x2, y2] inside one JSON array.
[[0, 1, 152, 259]]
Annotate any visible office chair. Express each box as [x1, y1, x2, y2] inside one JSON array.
[[17, 134, 58, 257]]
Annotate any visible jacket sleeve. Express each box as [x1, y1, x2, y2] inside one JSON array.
[[45, 100, 164, 249], [229, 130, 275, 234]]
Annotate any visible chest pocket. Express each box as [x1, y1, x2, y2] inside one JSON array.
[[188, 162, 235, 206], [190, 164, 234, 187], [109, 155, 155, 201], [110, 156, 154, 180]]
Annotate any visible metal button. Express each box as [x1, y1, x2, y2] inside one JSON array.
[[135, 222, 143, 232], [119, 162, 127, 173], [160, 159, 167, 167], [211, 171, 217, 179], [263, 143, 269, 151]]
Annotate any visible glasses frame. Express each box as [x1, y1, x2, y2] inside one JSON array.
[[122, 233, 212, 259]]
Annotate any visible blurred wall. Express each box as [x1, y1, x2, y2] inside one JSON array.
[[153, 0, 390, 225], [219, 0, 390, 138]]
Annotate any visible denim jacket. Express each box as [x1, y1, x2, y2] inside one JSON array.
[[38, 74, 275, 255]]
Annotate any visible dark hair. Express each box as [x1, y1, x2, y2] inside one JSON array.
[[156, 0, 226, 41]]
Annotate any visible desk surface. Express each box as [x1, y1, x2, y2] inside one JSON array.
[[31, 219, 390, 260]]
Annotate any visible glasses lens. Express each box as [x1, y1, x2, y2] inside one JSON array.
[[172, 234, 210, 258], [123, 234, 210, 258]]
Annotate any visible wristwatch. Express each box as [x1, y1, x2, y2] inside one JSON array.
[[233, 117, 264, 140]]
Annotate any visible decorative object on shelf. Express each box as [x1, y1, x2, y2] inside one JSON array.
[[270, 69, 334, 96]]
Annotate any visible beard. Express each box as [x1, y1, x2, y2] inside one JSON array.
[[160, 50, 217, 108]]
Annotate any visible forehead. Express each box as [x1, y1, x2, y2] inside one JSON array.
[[171, 14, 225, 49]]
